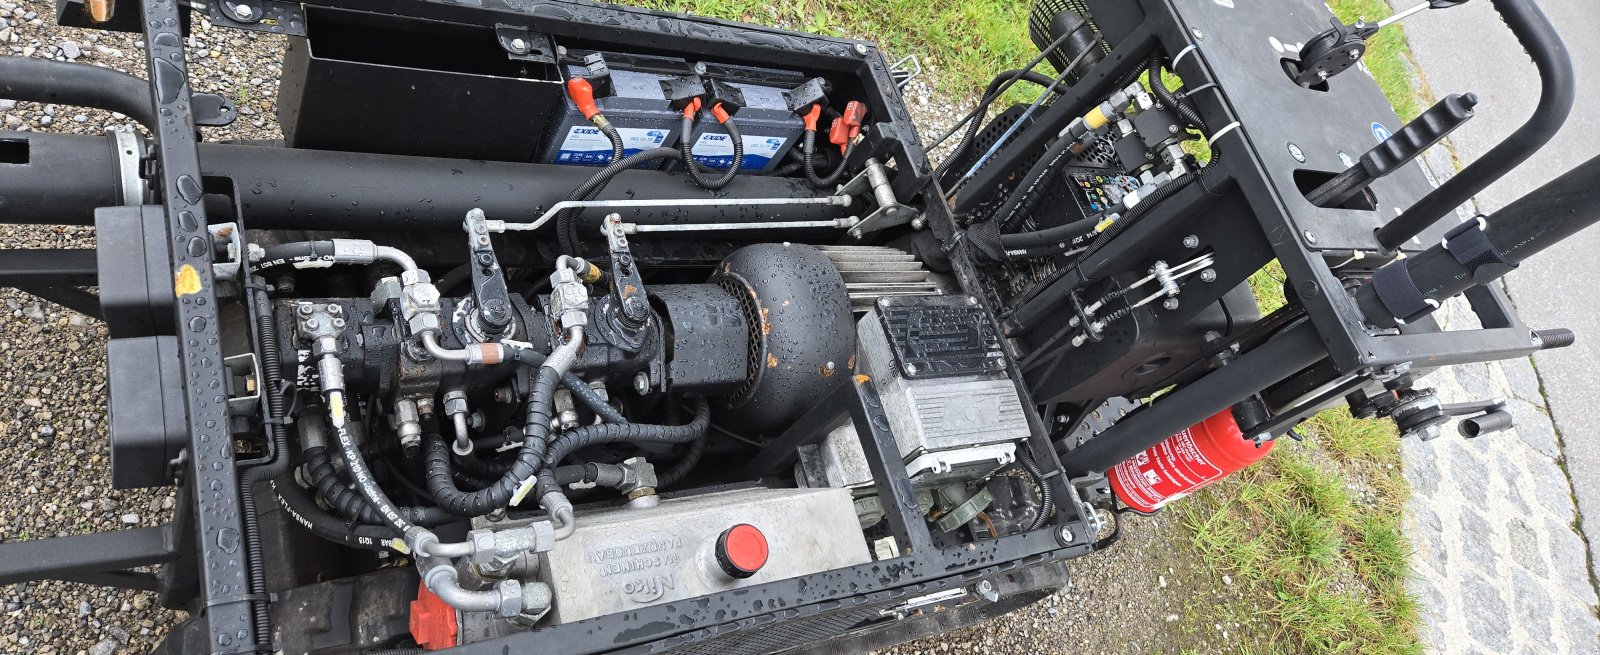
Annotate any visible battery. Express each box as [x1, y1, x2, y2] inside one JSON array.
[[682, 63, 807, 175], [539, 52, 692, 168]]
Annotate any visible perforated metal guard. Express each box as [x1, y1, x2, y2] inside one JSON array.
[[1028, 0, 1107, 80]]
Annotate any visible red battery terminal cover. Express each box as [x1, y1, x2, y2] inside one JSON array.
[[829, 100, 867, 154], [801, 104, 823, 132], [565, 77, 601, 121]]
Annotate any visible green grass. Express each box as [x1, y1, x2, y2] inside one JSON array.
[[1329, 0, 1424, 121], [639, 0, 1042, 95]]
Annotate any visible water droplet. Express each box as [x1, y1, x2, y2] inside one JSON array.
[[188, 315, 207, 332], [152, 58, 188, 105], [178, 210, 199, 231], [176, 175, 203, 204], [187, 236, 207, 257]]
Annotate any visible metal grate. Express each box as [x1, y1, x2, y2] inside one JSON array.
[[1028, 0, 1108, 81]]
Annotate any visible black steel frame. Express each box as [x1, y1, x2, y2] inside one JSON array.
[[0, 1, 1101, 653], [0, 0, 1582, 652]]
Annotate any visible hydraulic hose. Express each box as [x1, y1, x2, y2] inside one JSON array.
[[556, 147, 685, 255], [256, 240, 418, 272], [998, 214, 1100, 250], [269, 476, 403, 551], [303, 445, 456, 527], [680, 102, 743, 190], [534, 398, 712, 499], [0, 57, 158, 129], [656, 433, 706, 489], [423, 328, 582, 516]]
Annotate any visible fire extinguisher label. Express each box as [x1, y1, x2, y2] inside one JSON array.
[[1111, 428, 1225, 512]]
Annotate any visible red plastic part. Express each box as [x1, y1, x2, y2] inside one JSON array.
[[711, 103, 733, 124], [565, 77, 601, 120], [801, 104, 823, 132], [409, 582, 459, 651], [1107, 409, 1272, 513], [682, 97, 704, 119], [717, 524, 769, 577], [828, 100, 867, 154]]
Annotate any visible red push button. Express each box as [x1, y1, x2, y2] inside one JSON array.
[[715, 524, 769, 579]]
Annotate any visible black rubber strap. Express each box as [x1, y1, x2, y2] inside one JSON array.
[[1443, 216, 1518, 283], [1372, 259, 1437, 324]]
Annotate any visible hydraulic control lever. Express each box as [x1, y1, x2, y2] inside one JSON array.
[[1290, 0, 1471, 87], [463, 208, 515, 340]]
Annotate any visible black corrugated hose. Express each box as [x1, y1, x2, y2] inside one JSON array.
[[556, 147, 684, 255], [303, 445, 456, 526], [423, 365, 561, 516], [1018, 455, 1055, 531], [534, 398, 711, 501], [270, 475, 402, 550]]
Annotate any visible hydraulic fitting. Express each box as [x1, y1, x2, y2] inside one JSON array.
[[620, 457, 659, 508], [443, 390, 473, 456], [549, 258, 592, 331], [395, 398, 423, 451]]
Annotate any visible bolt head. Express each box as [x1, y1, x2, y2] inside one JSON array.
[[297, 304, 314, 316], [853, 43, 869, 55], [304, 318, 319, 330], [1190, 28, 1204, 40], [510, 38, 527, 53], [1162, 297, 1181, 311], [1303, 230, 1317, 244], [1054, 525, 1075, 545], [231, 3, 253, 20], [1288, 142, 1306, 163], [632, 372, 651, 395], [1182, 235, 1200, 249], [1348, 48, 1361, 60], [1200, 269, 1217, 283]]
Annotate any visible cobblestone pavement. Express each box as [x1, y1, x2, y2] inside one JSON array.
[[1402, 148, 1600, 653]]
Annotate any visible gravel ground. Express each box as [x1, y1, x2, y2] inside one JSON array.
[[0, 6, 1247, 654]]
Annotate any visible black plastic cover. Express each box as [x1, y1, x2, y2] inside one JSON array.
[[107, 335, 186, 488], [94, 206, 174, 339]]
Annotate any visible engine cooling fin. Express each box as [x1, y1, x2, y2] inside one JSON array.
[[813, 245, 946, 313]]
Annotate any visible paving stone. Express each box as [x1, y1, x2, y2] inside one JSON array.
[[1561, 608, 1600, 655], [1461, 572, 1514, 652], [1458, 507, 1500, 570], [1505, 397, 1562, 461], [1511, 567, 1556, 646], [1411, 505, 1450, 571], [1528, 454, 1578, 518], [1405, 441, 1444, 495], [1499, 355, 1546, 405], [1505, 517, 1545, 573], [1547, 518, 1599, 606], [1499, 458, 1536, 518], [1451, 445, 1494, 498], [1452, 361, 1499, 405]]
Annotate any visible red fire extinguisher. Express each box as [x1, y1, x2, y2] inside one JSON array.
[[1107, 409, 1273, 513]]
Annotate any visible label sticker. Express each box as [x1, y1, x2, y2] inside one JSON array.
[[554, 126, 669, 166], [690, 133, 786, 171]]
